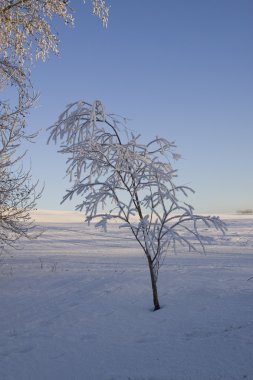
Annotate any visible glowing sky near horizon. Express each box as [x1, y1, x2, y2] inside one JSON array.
[[24, 0, 253, 214]]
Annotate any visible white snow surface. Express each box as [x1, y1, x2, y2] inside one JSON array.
[[1, 212, 253, 380]]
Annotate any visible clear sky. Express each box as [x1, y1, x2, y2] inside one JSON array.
[[25, 0, 253, 214]]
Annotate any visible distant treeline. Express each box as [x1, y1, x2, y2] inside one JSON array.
[[237, 209, 253, 215]]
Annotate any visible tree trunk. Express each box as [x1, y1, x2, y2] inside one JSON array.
[[147, 257, 160, 311]]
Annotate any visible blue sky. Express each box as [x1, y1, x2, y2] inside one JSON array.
[[25, 0, 253, 213]]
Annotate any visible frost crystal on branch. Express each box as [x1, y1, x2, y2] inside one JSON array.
[[49, 100, 226, 311]]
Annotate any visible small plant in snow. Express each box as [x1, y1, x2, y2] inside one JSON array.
[[51, 262, 58, 272], [39, 257, 44, 269], [48, 100, 226, 311]]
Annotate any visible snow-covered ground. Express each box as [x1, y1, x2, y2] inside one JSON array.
[[1, 212, 253, 380]]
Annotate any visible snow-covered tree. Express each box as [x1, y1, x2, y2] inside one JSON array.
[[49, 100, 226, 311], [0, 0, 109, 97], [0, 0, 109, 65], [0, 1, 109, 250], [0, 94, 42, 252], [0, 58, 41, 252]]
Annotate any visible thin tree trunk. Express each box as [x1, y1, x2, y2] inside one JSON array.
[[147, 257, 160, 311]]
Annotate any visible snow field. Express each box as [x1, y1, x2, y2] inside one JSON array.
[[0, 215, 253, 380]]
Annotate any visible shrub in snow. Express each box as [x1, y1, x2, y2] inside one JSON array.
[[48, 100, 226, 311]]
